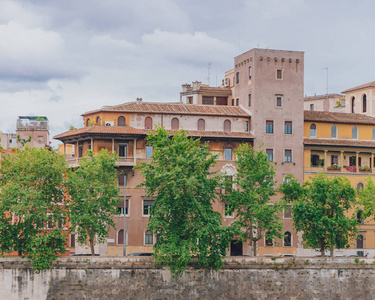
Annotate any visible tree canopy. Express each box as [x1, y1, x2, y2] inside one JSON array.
[[136, 127, 235, 275], [280, 173, 358, 257], [0, 147, 69, 272], [223, 144, 283, 256], [67, 149, 119, 255]]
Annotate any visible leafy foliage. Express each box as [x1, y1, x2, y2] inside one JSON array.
[[67, 149, 119, 255], [280, 173, 358, 256], [0, 147, 68, 272], [358, 176, 375, 220], [223, 144, 283, 256], [136, 127, 236, 275]]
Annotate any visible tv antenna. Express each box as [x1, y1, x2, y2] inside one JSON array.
[[207, 63, 212, 86]]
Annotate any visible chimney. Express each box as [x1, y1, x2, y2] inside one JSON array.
[[181, 84, 191, 93], [136, 97, 142, 104], [192, 81, 201, 91]]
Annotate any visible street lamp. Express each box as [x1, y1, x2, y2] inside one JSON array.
[[123, 175, 127, 256]]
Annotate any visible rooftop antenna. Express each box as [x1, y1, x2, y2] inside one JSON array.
[[207, 63, 212, 86]]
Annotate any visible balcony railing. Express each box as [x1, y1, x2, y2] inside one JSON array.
[[66, 157, 136, 167]]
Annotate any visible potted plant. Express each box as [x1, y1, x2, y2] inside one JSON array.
[[359, 166, 371, 172], [327, 164, 341, 171]]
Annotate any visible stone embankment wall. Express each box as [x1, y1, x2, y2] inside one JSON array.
[[1, 257, 375, 300]]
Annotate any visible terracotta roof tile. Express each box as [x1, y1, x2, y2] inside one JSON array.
[[304, 138, 375, 148], [54, 126, 254, 141], [82, 102, 249, 117], [342, 81, 375, 93], [304, 110, 375, 125]]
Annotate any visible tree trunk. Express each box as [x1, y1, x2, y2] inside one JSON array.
[[330, 248, 334, 257], [89, 236, 95, 256], [253, 240, 257, 256], [320, 244, 325, 257]]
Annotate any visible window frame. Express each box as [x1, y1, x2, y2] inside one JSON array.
[[224, 147, 233, 161], [144, 231, 154, 246], [276, 96, 283, 108], [171, 118, 179, 130], [145, 117, 153, 129], [236, 71, 239, 84], [146, 145, 153, 158], [283, 231, 292, 247], [331, 125, 337, 138], [266, 120, 274, 134], [117, 229, 128, 246], [143, 200, 154, 217], [352, 126, 358, 140], [310, 124, 317, 137], [248, 94, 252, 107], [284, 121, 292, 135], [118, 143, 128, 158], [266, 149, 273, 161], [276, 69, 283, 80], [284, 149, 292, 163], [248, 66, 252, 79], [117, 199, 129, 217]]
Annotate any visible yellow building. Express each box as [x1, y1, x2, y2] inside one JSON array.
[[303, 110, 375, 256]]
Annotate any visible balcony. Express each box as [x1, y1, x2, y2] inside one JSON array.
[[66, 157, 136, 168]]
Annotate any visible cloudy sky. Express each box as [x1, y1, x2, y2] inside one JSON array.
[[1, 0, 374, 146]]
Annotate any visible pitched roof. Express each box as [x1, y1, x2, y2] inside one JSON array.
[[82, 102, 249, 117], [53, 126, 254, 141], [304, 110, 375, 125], [342, 81, 375, 93], [304, 138, 375, 148]]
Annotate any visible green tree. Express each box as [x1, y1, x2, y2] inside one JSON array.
[[280, 173, 358, 257], [68, 149, 119, 255], [358, 176, 375, 221], [223, 144, 283, 256], [0, 147, 69, 272], [136, 127, 235, 275]]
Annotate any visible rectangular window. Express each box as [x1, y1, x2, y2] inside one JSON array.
[[266, 149, 273, 161], [266, 120, 274, 134], [187, 96, 193, 104], [231, 99, 234, 106], [202, 96, 214, 105], [118, 144, 127, 157], [236, 72, 239, 84], [245, 121, 249, 132], [310, 104, 314, 111], [248, 94, 252, 107], [118, 175, 125, 186], [145, 232, 154, 245], [284, 207, 292, 219], [284, 149, 292, 162], [236, 98, 239, 106], [249, 66, 252, 79], [276, 69, 283, 80], [146, 145, 153, 158], [284, 121, 292, 134], [216, 97, 227, 106], [224, 203, 234, 218], [224, 148, 232, 160], [276, 96, 282, 107], [117, 200, 129, 216], [331, 155, 338, 165], [143, 200, 154, 216]]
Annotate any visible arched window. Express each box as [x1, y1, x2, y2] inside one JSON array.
[[118, 229, 125, 245], [171, 118, 179, 130], [331, 125, 337, 138], [198, 119, 205, 131], [145, 117, 153, 129], [363, 94, 367, 113], [352, 126, 358, 139], [351, 97, 355, 113], [86, 118, 90, 126], [118, 116, 126, 127], [96, 116, 101, 125], [310, 124, 316, 137], [284, 231, 292, 247], [357, 234, 364, 249], [224, 120, 231, 132], [357, 183, 364, 195]]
